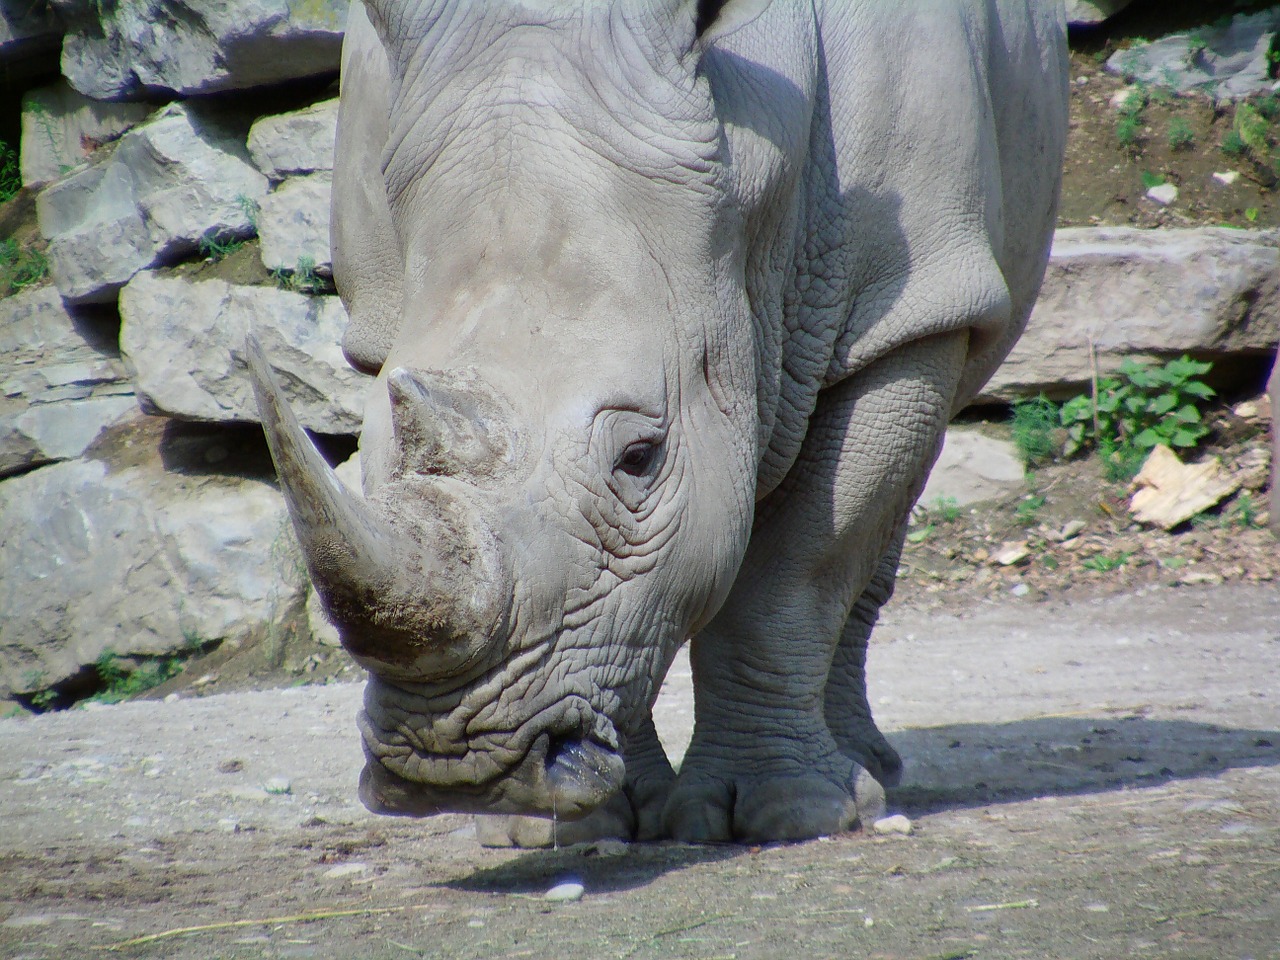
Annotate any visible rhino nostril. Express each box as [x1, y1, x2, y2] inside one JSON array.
[[542, 735, 626, 815]]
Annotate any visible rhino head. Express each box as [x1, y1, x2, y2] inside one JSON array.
[[250, 0, 771, 824]]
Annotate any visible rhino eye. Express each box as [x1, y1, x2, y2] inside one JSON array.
[[615, 441, 659, 478]]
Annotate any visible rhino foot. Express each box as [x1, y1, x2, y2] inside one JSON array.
[[663, 753, 884, 844], [835, 727, 903, 790]]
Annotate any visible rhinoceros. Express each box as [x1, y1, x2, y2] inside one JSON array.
[[248, 0, 1067, 844]]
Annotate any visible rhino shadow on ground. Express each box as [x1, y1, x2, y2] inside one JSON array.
[[446, 839, 740, 895], [887, 715, 1279, 814]]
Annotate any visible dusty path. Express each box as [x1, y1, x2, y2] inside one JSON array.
[[2, 583, 1277, 959]]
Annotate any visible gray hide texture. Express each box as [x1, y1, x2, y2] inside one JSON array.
[[253, 0, 1068, 845]]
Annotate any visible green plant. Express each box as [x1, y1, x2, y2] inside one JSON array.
[[1015, 494, 1047, 527], [90, 649, 187, 705], [30, 689, 58, 710], [929, 495, 962, 523], [1062, 356, 1215, 464], [1183, 30, 1208, 64], [1246, 207, 1260, 222], [1082, 551, 1132, 573], [1231, 491, 1262, 528], [1221, 129, 1248, 157], [198, 229, 245, 262], [1234, 102, 1271, 157], [0, 239, 50, 297], [1167, 117, 1195, 151], [272, 255, 330, 295], [0, 140, 21, 203], [236, 193, 261, 234], [1116, 113, 1142, 149], [1140, 170, 1166, 190], [1010, 395, 1060, 467]]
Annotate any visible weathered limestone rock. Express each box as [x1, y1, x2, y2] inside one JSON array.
[[1106, 9, 1280, 100], [259, 172, 332, 273], [20, 81, 154, 189], [1064, 1, 1135, 26], [37, 102, 268, 304], [52, 0, 348, 100], [921, 428, 1026, 507], [247, 98, 338, 179], [0, 426, 307, 697], [119, 271, 366, 434], [0, 285, 136, 477], [986, 228, 1280, 400]]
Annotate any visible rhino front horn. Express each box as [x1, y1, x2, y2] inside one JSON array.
[[245, 334, 505, 681]]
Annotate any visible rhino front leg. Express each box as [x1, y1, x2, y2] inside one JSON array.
[[825, 521, 908, 793], [664, 331, 967, 844], [476, 711, 676, 847]]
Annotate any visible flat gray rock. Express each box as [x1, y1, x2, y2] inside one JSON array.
[[0, 448, 305, 697], [259, 172, 332, 273], [37, 102, 267, 304], [1106, 9, 1280, 101], [920, 428, 1025, 508], [0, 285, 136, 476], [986, 227, 1280, 400], [20, 81, 154, 189], [54, 0, 349, 100], [119, 271, 367, 434], [247, 98, 338, 180]]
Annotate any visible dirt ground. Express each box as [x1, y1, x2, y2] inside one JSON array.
[[2, 583, 1278, 960]]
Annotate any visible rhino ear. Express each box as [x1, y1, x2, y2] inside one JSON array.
[[689, 0, 772, 46]]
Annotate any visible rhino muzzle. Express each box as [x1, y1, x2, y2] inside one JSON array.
[[357, 731, 625, 820], [246, 334, 507, 682]]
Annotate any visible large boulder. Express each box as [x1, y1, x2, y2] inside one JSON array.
[[0, 419, 307, 698], [0, 285, 136, 477], [119, 271, 366, 434], [36, 102, 268, 304], [20, 81, 154, 189], [986, 228, 1280, 400], [52, 0, 348, 100], [247, 98, 338, 180]]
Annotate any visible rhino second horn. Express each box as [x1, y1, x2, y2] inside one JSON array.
[[245, 335, 499, 679], [387, 367, 506, 477]]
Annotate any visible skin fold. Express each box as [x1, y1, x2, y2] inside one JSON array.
[[254, 0, 1068, 845]]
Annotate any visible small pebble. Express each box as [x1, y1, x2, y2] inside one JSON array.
[[872, 814, 913, 836], [993, 541, 1030, 566], [218, 818, 240, 833], [163, 693, 180, 703], [1060, 520, 1086, 540], [1146, 183, 1178, 206], [1010, 583, 1031, 598], [544, 881, 585, 902], [1212, 171, 1240, 186]]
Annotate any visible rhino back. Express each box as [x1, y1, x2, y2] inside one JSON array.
[[714, 0, 1067, 497]]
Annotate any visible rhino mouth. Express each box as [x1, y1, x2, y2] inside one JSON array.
[[357, 709, 626, 821]]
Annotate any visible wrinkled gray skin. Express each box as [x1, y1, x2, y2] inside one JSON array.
[[250, 0, 1067, 845]]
